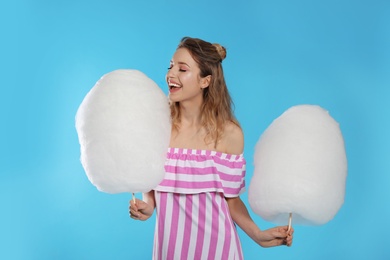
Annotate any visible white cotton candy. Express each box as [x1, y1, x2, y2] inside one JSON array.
[[75, 70, 171, 194], [248, 105, 347, 225]]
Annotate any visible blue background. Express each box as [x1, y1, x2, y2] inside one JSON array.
[[1, 0, 389, 259]]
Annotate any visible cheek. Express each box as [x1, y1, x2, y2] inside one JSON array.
[[180, 72, 197, 85]]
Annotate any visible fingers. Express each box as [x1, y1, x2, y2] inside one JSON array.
[[277, 235, 292, 247], [284, 226, 294, 247], [285, 234, 293, 247], [272, 227, 289, 239], [129, 199, 138, 211], [287, 225, 294, 234], [129, 199, 141, 220], [129, 207, 140, 219], [276, 226, 294, 247], [129, 198, 151, 221], [281, 225, 294, 236], [130, 211, 144, 220]]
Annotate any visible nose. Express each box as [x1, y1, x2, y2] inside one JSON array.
[[166, 70, 176, 84], [166, 67, 175, 79]]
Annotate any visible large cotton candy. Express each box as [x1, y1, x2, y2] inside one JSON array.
[[248, 105, 347, 225], [75, 70, 171, 194]]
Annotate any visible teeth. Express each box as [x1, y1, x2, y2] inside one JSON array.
[[169, 82, 181, 88]]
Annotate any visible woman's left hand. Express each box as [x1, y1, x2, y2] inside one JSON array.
[[256, 226, 294, 247]]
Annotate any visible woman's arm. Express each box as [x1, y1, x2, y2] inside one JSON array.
[[129, 190, 156, 221], [226, 196, 293, 247]]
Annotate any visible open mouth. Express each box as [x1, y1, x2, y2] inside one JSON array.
[[168, 81, 182, 92]]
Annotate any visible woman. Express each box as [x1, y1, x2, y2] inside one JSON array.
[[129, 37, 293, 259]]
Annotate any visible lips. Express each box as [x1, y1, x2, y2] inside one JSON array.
[[168, 80, 182, 92], [169, 86, 181, 93]]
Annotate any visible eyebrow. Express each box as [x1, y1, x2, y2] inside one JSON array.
[[170, 60, 191, 68]]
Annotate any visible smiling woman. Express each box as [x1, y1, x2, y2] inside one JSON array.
[[2, 0, 389, 259], [168, 37, 236, 150], [167, 48, 208, 104], [129, 37, 293, 260]]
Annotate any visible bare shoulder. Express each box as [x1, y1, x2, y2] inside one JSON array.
[[220, 121, 244, 155]]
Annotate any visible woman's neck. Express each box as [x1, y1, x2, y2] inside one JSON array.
[[179, 101, 202, 128]]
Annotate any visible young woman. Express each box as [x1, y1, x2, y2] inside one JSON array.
[[129, 37, 293, 259]]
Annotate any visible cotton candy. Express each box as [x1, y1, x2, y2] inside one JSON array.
[[248, 105, 347, 225], [75, 69, 171, 194]]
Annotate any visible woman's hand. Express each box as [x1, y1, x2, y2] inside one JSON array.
[[226, 196, 294, 248], [129, 191, 155, 221], [255, 226, 294, 247]]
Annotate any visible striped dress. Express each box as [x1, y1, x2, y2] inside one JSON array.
[[153, 148, 246, 260]]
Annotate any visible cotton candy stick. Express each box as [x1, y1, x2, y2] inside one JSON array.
[[288, 213, 292, 232]]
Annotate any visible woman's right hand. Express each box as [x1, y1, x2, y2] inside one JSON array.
[[129, 193, 155, 221]]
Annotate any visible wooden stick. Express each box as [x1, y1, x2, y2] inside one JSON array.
[[288, 212, 292, 232], [132, 193, 136, 204]]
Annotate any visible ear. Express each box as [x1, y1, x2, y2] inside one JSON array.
[[200, 75, 211, 89]]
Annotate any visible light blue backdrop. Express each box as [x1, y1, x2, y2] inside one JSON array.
[[1, 0, 389, 259]]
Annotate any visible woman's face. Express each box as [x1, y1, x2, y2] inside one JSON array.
[[166, 48, 209, 104]]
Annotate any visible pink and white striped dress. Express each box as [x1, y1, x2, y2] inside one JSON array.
[[153, 148, 246, 260]]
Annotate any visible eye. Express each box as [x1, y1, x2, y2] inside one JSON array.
[[179, 66, 188, 72], [167, 62, 174, 70]]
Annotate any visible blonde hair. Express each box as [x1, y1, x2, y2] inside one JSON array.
[[170, 37, 240, 147]]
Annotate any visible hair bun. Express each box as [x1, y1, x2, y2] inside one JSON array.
[[213, 43, 227, 62]]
